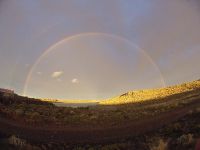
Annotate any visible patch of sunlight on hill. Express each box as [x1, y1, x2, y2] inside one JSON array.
[[99, 80, 200, 105], [42, 99, 100, 104]]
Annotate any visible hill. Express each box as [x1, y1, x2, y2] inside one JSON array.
[[0, 80, 200, 149], [100, 80, 200, 105]]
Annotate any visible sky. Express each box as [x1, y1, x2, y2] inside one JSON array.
[[0, 0, 200, 100]]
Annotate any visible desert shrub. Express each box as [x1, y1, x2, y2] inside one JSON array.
[[173, 123, 182, 131], [63, 115, 81, 124], [164, 123, 182, 137], [55, 112, 63, 118], [88, 148, 95, 150], [29, 112, 41, 120], [109, 111, 125, 122], [73, 146, 85, 150], [177, 134, 194, 146], [15, 109, 24, 116], [39, 108, 51, 116], [197, 124, 200, 129], [101, 144, 121, 150], [195, 107, 200, 112], [150, 139, 168, 150], [8, 135, 26, 147], [28, 104, 38, 108]]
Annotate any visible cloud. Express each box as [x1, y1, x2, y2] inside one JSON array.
[[51, 71, 63, 78], [71, 78, 79, 84]]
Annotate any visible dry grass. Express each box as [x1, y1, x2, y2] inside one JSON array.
[[100, 80, 200, 105]]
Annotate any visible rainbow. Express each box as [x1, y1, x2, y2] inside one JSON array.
[[23, 32, 166, 96]]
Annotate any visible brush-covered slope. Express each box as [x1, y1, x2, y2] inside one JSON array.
[[100, 80, 200, 105]]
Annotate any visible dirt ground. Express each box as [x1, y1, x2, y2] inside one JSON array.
[[0, 98, 199, 145]]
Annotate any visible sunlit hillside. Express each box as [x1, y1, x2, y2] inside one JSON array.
[[100, 80, 200, 105], [42, 98, 99, 104]]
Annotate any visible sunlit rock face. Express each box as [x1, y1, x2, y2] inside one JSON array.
[[25, 34, 165, 100]]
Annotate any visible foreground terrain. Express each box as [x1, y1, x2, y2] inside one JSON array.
[[0, 80, 200, 149]]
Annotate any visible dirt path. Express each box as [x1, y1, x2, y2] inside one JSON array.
[[0, 99, 200, 144]]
